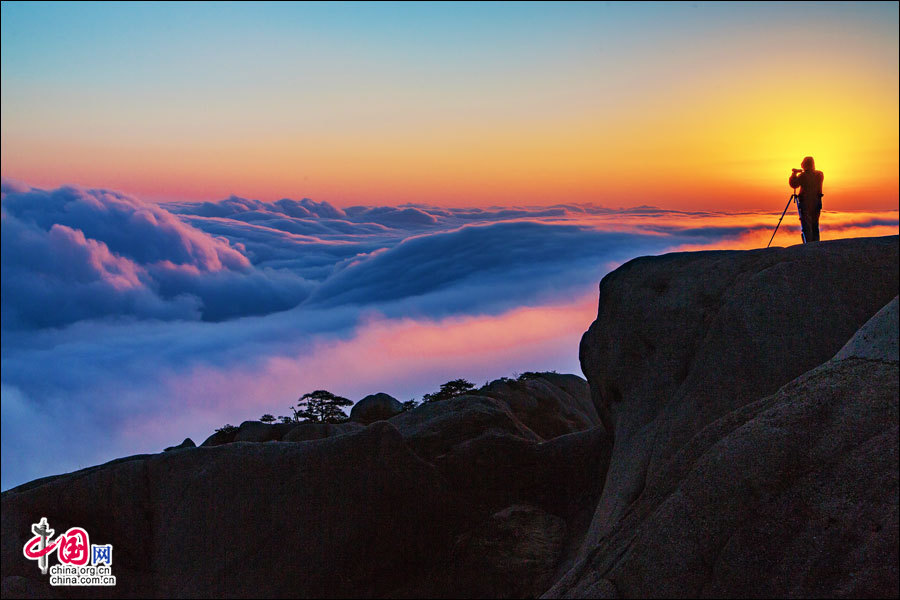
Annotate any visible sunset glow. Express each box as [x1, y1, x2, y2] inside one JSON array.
[[2, 2, 897, 209]]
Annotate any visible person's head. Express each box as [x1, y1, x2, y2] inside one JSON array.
[[801, 156, 815, 171]]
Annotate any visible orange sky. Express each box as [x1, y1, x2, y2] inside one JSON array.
[[2, 2, 898, 209]]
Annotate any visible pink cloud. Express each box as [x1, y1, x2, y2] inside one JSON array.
[[122, 294, 597, 442], [47, 224, 144, 290]]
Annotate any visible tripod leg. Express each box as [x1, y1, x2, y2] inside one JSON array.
[[766, 194, 795, 248]]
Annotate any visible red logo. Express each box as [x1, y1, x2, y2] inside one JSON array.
[[24, 527, 90, 566]]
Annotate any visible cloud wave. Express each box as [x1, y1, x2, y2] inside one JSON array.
[[2, 179, 897, 489], [1, 182, 313, 327]]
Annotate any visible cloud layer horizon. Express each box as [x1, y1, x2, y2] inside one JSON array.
[[2, 179, 897, 489]]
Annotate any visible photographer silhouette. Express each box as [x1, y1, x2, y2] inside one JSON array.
[[788, 156, 824, 242]]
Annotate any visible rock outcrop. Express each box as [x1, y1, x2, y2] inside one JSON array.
[[281, 420, 364, 441], [163, 437, 195, 452], [834, 295, 898, 362], [391, 373, 597, 461], [350, 392, 404, 424], [549, 235, 899, 598], [199, 426, 237, 446], [448, 504, 567, 599], [478, 373, 597, 440], [1, 373, 604, 599], [232, 420, 296, 443], [579, 235, 898, 533], [2, 423, 460, 599]]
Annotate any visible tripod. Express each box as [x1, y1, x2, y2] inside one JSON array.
[[766, 187, 804, 248]]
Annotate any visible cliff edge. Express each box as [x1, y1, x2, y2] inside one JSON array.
[[548, 235, 898, 598]]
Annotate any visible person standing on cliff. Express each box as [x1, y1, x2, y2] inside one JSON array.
[[788, 156, 824, 242]]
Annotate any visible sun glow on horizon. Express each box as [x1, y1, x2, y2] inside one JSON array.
[[2, 2, 897, 210]]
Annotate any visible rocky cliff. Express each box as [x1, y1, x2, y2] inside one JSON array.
[[549, 234, 898, 598], [2, 374, 607, 599], [2, 235, 897, 599]]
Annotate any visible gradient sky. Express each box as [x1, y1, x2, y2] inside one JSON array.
[[2, 1, 898, 209]]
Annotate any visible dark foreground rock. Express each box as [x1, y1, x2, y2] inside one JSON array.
[[549, 235, 899, 598], [350, 392, 404, 424], [163, 437, 195, 452], [579, 236, 898, 532], [550, 311, 899, 597], [448, 504, 567, 599], [388, 374, 608, 523], [232, 420, 296, 443], [2, 423, 460, 599], [281, 420, 364, 441], [390, 373, 597, 461], [1, 373, 604, 599]]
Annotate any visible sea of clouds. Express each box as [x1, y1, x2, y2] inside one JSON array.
[[2, 179, 896, 489]]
